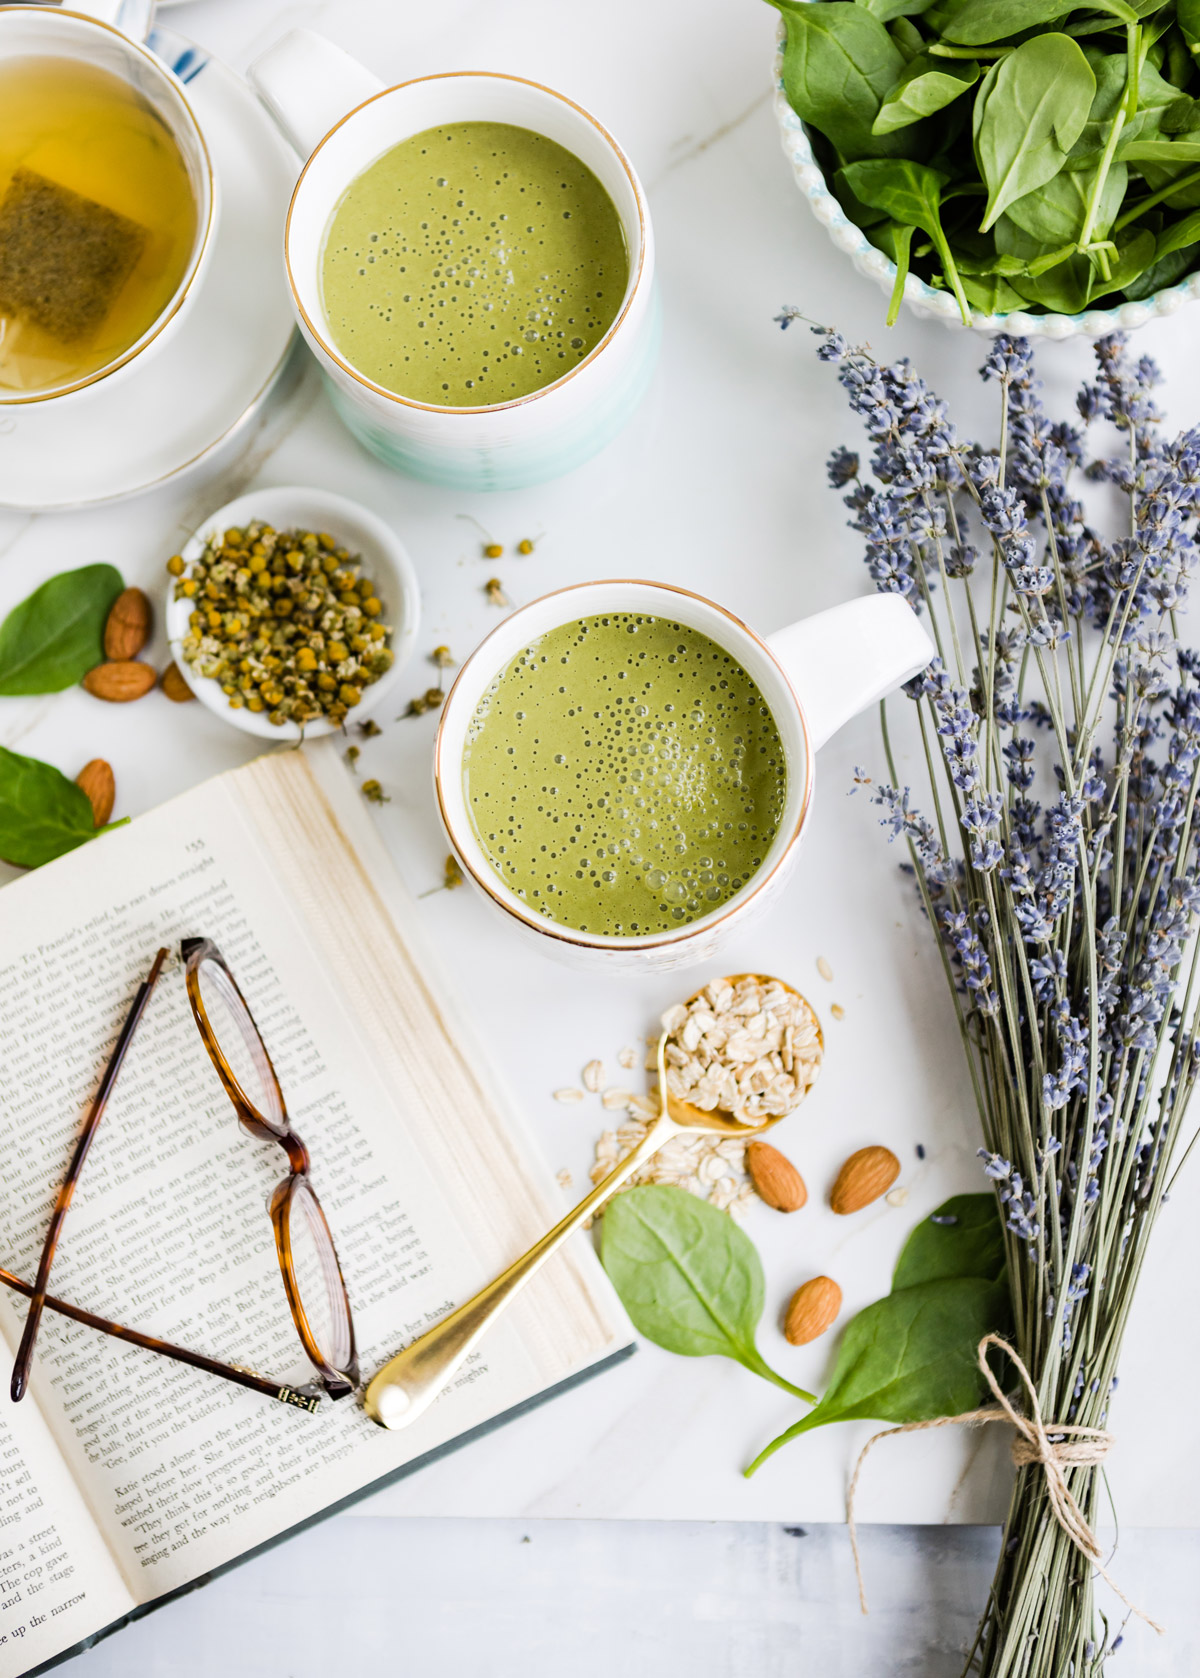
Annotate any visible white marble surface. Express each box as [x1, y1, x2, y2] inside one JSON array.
[[3, 0, 1200, 1668]]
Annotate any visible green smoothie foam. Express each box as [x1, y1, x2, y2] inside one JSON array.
[[462, 614, 788, 937], [319, 122, 628, 407]]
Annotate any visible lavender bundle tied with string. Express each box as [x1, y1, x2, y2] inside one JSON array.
[[780, 314, 1200, 1676]]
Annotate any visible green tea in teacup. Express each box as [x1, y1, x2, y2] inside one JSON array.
[[319, 121, 628, 407], [461, 613, 788, 936], [0, 55, 198, 395]]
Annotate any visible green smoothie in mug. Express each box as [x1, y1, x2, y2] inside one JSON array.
[[462, 614, 788, 936], [319, 121, 629, 407]]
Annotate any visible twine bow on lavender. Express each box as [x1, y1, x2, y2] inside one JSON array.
[[846, 1334, 1164, 1635]]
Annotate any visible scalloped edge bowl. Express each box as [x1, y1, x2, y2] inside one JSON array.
[[772, 16, 1200, 338]]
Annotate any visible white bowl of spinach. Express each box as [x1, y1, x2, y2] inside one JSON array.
[[770, 0, 1200, 334]]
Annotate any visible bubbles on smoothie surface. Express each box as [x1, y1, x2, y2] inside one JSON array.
[[318, 122, 628, 407], [462, 615, 788, 936]]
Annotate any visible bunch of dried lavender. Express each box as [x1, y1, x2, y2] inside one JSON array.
[[790, 317, 1200, 1676]]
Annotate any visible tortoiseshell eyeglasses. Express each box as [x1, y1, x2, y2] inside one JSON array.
[[8, 939, 359, 1412]]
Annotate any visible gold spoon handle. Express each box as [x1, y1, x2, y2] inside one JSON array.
[[364, 1110, 676, 1429]]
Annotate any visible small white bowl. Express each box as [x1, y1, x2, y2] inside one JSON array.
[[773, 15, 1200, 338], [165, 486, 420, 739]]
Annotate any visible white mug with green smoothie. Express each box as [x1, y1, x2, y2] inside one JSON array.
[[248, 30, 657, 491], [435, 581, 935, 973]]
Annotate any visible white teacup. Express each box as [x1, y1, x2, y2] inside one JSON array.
[[0, 3, 217, 407], [434, 582, 935, 973], [247, 30, 658, 492]]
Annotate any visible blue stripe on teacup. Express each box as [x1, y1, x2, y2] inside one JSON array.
[[147, 31, 210, 83]]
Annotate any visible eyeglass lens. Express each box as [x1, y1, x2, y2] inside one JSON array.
[[285, 1181, 353, 1375], [195, 956, 287, 1133]]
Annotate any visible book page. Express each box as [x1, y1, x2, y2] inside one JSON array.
[[0, 1383, 133, 1674], [0, 747, 622, 1622]]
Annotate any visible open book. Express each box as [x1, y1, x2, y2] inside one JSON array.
[[0, 743, 629, 1677]]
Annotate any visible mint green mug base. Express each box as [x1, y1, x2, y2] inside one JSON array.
[[325, 286, 661, 492]]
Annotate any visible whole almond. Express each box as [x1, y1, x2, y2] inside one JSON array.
[[75, 759, 115, 827], [103, 587, 152, 661], [830, 1145, 901, 1215], [82, 661, 157, 703], [745, 1140, 807, 1212], [784, 1275, 842, 1345], [160, 661, 195, 703]]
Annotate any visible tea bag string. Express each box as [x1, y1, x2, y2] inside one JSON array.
[[845, 1334, 1163, 1635]]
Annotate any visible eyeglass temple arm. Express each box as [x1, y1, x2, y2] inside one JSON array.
[[11, 949, 170, 1405], [0, 1261, 319, 1409]]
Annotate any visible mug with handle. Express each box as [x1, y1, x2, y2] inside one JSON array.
[[0, 2, 217, 407], [247, 29, 659, 493], [434, 580, 936, 973]]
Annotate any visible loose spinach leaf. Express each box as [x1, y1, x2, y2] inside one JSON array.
[[892, 1193, 1007, 1288], [0, 564, 124, 695], [1180, 0, 1200, 54], [943, 0, 1074, 44], [745, 1275, 1012, 1472], [601, 1185, 817, 1401], [975, 34, 1096, 230], [841, 158, 973, 317], [0, 745, 109, 868], [873, 52, 981, 133], [769, 0, 911, 161]]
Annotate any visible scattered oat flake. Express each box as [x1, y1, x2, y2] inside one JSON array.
[[582, 1059, 605, 1093], [602, 1087, 634, 1111], [885, 1185, 909, 1207], [618, 1046, 637, 1070], [830, 1002, 846, 1021], [554, 1087, 584, 1104], [817, 956, 833, 982], [556, 1168, 572, 1190]]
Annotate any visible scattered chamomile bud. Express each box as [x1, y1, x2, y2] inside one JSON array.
[[432, 645, 456, 670], [166, 554, 185, 577], [517, 538, 535, 555], [485, 577, 510, 606], [484, 542, 503, 559], [345, 744, 361, 772], [405, 693, 431, 717], [361, 778, 389, 804], [424, 687, 444, 709], [444, 854, 464, 889], [358, 718, 382, 738]]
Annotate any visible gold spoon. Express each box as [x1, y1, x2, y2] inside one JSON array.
[[364, 975, 820, 1430]]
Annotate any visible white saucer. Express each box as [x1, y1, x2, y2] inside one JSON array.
[[0, 28, 297, 511]]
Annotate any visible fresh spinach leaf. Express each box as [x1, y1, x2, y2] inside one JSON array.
[[1121, 239, 1200, 294], [860, 0, 938, 20], [975, 34, 1096, 230], [892, 1193, 1006, 1288], [890, 15, 928, 58], [601, 1185, 817, 1401], [0, 564, 124, 695], [841, 158, 973, 317], [1162, 93, 1200, 130], [873, 53, 981, 133], [744, 1275, 1011, 1472], [1005, 223, 1155, 308], [943, 0, 1074, 45], [1180, 0, 1200, 54], [0, 745, 115, 869], [1123, 135, 1200, 159], [1150, 201, 1200, 254], [1006, 159, 1127, 243], [769, 0, 911, 161], [958, 269, 1029, 310]]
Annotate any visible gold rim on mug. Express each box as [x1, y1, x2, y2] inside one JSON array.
[[283, 71, 647, 417], [433, 579, 815, 953], [0, 7, 217, 406]]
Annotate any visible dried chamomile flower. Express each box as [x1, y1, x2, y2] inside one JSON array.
[[358, 718, 382, 739], [443, 854, 464, 890], [171, 520, 394, 728], [345, 744, 361, 772], [485, 577, 510, 606], [361, 778, 389, 805]]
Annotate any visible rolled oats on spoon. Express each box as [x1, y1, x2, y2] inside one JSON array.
[[589, 973, 824, 1217]]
